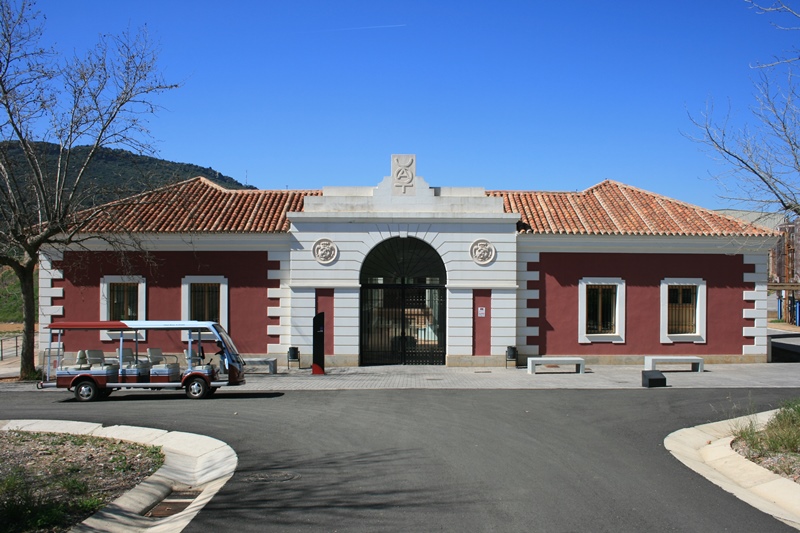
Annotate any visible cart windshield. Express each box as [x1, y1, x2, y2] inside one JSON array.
[[213, 324, 240, 355]]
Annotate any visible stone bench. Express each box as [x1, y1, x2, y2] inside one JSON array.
[[241, 357, 278, 374], [527, 357, 585, 374], [643, 356, 704, 372]]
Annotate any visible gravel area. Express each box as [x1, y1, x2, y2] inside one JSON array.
[[733, 439, 800, 484], [0, 430, 163, 532]]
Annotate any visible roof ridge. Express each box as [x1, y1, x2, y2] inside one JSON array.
[[535, 194, 557, 233], [654, 195, 694, 236], [618, 185, 658, 234], [591, 185, 623, 234], [565, 194, 589, 234]]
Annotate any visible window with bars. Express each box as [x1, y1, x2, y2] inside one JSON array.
[[667, 285, 697, 334], [109, 283, 139, 320], [660, 278, 706, 344], [579, 277, 625, 344], [190, 283, 221, 322], [586, 285, 617, 334]]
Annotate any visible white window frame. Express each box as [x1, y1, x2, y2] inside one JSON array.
[[181, 275, 228, 341], [99, 275, 146, 341], [660, 278, 706, 344], [578, 277, 625, 344]]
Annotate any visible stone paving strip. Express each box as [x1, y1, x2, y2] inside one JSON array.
[[0, 419, 237, 533]]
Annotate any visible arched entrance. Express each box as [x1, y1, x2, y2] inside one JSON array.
[[360, 237, 446, 365]]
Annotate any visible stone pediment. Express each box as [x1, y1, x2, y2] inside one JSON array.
[[300, 154, 507, 216]]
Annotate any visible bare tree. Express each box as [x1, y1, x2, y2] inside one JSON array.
[[746, 0, 800, 67], [689, 2, 800, 217], [0, 0, 177, 378], [690, 70, 800, 216]]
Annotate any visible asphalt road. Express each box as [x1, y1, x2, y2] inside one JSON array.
[[3, 387, 800, 532]]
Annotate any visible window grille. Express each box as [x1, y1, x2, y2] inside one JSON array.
[[668, 285, 697, 334], [586, 285, 616, 334], [190, 283, 220, 322], [109, 283, 138, 320]]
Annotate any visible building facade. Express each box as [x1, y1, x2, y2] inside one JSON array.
[[39, 155, 777, 367]]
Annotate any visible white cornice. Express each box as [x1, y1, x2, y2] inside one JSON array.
[[517, 234, 778, 254], [54, 233, 291, 252], [289, 212, 520, 223]]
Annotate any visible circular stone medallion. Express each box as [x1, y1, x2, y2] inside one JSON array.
[[470, 239, 496, 265], [313, 239, 338, 264]]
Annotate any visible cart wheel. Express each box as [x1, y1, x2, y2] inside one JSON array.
[[74, 380, 99, 402], [185, 377, 209, 399]]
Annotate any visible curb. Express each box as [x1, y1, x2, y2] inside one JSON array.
[[664, 410, 800, 530], [0, 419, 237, 533]]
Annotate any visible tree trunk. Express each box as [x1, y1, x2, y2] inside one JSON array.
[[17, 262, 38, 379]]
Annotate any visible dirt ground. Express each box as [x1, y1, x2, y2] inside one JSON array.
[[0, 322, 26, 333]]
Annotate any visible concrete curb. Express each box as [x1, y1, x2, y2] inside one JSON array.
[[664, 410, 800, 530], [0, 419, 237, 533]]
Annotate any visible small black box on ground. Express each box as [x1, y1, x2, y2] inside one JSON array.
[[642, 370, 667, 388]]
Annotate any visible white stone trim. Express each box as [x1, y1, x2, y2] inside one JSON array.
[[99, 275, 147, 341], [741, 254, 769, 356], [659, 278, 706, 344], [516, 257, 540, 355], [38, 252, 64, 348], [180, 276, 228, 341], [578, 277, 626, 344]]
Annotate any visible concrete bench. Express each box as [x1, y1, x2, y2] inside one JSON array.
[[241, 357, 278, 374], [643, 356, 704, 372], [527, 357, 585, 374]]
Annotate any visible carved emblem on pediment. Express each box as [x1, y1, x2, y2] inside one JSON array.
[[470, 239, 496, 265], [392, 155, 415, 195], [313, 239, 338, 265]]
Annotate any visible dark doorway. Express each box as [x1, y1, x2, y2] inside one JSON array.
[[360, 237, 446, 365]]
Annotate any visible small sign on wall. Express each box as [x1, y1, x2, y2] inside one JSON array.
[[477, 307, 486, 318]]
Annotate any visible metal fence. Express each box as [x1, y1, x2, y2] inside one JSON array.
[[777, 297, 800, 326], [0, 335, 21, 361]]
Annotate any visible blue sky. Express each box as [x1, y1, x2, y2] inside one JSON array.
[[39, 1, 799, 209]]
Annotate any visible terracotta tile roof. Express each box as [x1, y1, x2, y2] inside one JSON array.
[[488, 180, 776, 237], [81, 176, 775, 238], [81, 177, 320, 234]]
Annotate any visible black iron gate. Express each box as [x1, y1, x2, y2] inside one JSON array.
[[360, 285, 446, 365], [359, 237, 447, 366]]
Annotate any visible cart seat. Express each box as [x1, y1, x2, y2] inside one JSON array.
[[86, 349, 119, 371], [147, 348, 179, 370], [184, 348, 213, 371], [62, 350, 91, 371], [118, 347, 150, 369]]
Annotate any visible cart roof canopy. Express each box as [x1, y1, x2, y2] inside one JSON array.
[[46, 321, 221, 331]]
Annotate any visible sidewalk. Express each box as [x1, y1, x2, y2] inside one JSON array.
[[3, 356, 799, 390]]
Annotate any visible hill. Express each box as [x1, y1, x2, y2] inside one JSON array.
[[0, 142, 253, 205], [0, 144, 251, 323]]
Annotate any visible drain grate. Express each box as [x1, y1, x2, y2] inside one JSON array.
[[145, 490, 202, 518], [242, 471, 300, 483]]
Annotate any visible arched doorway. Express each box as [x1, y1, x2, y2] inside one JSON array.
[[360, 237, 446, 365]]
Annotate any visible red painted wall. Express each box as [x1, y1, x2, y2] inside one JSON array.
[[473, 289, 492, 356], [538, 253, 752, 356], [52, 250, 272, 355], [316, 289, 334, 355]]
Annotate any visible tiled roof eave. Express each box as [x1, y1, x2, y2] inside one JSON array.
[[517, 228, 774, 237]]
